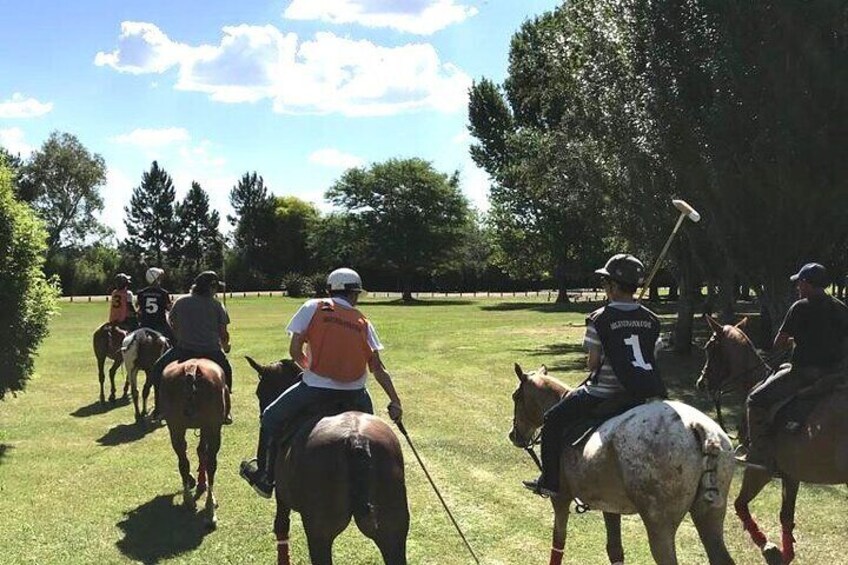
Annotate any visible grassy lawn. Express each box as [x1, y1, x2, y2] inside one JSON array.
[[0, 296, 844, 564]]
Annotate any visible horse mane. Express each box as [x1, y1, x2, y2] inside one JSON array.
[[535, 373, 571, 398]]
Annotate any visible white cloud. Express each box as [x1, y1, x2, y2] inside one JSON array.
[[113, 127, 191, 147], [96, 22, 471, 116], [452, 129, 471, 145], [283, 0, 478, 35], [0, 127, 34, 158], [0, 93, 53, 119], [100, 167, 137, 239], [460, 158, 491, 212], [308, 148, 364, 169]]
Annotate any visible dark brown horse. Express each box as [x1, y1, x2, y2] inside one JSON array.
[[245, 356, 409, 565], [92, 323, 128, 403], [698, 315, 848, 565], [160, 358, 228, 530], [122, 328, 169, 423]]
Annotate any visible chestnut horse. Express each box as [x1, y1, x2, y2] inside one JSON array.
[[245, 356, 409, 565], [510, 364, 735, 565], [698, 315, 848, 565], [160, 358, 228, 530], [121, 328, 169, 423], [93, 323, 128, 403]]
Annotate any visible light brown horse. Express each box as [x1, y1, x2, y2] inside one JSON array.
[[160, 358, 227, 530], [698, 315, 848, 565], [246, 356, 409, 565], [510, 364, 735, 565], [93, 323, 128, 403]]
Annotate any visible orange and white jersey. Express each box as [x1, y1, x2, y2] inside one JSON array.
[[109, 289, 134, 323], [287, 297, 382, 390]]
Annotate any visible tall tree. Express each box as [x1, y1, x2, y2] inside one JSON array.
[[228, 172, 276, 280], [18, 131, 108, 253], [175, 181, 222, 277], [267, 196, 320, 276], [0, 158, 58, 399], [326, 158, 471, 301], [123, 161, 178, 267]]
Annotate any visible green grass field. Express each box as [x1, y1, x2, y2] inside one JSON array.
[[0, 297, 844, 564]]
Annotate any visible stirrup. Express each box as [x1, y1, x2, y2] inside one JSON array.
[[522, 478, 558, 498], [239, 459, 274, 499]]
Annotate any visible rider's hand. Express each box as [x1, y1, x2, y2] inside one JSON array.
[[222, 342, 231, 354], [387, 401, 403, 423]]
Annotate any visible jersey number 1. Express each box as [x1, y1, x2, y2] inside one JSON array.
[[624, 334, 653, 370]]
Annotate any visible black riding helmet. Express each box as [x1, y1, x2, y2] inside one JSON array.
[[114, 273, 131, 289], [594, 254, 645, 287], [192, 270, 224, 294]]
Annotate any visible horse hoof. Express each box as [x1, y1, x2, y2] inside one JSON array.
[[762, 543, 784, 565], [108, 395, 116, 403], [205, 517, 217, 531], [196, 483, 207, 497], [187, 475, 197, 490]]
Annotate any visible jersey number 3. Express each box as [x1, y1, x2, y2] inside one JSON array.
[[624, 334, 653, 370]]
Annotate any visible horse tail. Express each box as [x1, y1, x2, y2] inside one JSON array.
[[348, 433, 375, 524], [184, 363, 200, 418], [690, 420, 730, 507]]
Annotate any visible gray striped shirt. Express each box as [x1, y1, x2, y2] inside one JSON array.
[[582, 302, 642, 398]]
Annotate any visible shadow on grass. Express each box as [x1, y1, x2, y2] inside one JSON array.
[[0, 444, 12, 465], [97, 420, 163, 446], [116, 494, 212, 564], [71, 396, 130, 418], [364, 298, 473, 307], [481, 301, 601, 314], [515, 343, 587, 373]]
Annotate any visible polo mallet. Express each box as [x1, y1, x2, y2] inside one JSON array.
[[395, 420, 481, 564], [637, 199, 701, 301]]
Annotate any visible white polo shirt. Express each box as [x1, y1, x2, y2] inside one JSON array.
[[286, 297, 383, 390]]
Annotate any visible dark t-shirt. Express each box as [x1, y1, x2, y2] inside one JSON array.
[[779, 293, 848, 368], [170, 294, 229, 351], [137, 286, 171, 329]]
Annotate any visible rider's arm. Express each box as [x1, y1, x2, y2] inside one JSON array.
[[369, 352, 402, 422], [289, 332, 308, 369], [587, 347, 602, 373], [219, 324, 230, 353], [773, 331, 793, 352]]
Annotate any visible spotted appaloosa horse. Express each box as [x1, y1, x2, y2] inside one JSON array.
[[121, 328, 169, 423], [510, 364, 736, 565], [93, 323, 127, 404], [698, 315, 848, 565], [245, 356, 409, 565], [160, 358, 228, 530]]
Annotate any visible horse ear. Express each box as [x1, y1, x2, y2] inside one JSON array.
[[539, 364, 548, 375], [704, 314, 722, 333], [514, 363, 527, 383], [735, 317, 749, 330], [244, 356, 264, 379]]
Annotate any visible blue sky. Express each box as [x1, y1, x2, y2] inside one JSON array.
[[0, 0, 560, 238]]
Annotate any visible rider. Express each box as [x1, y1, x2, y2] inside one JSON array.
[[108, 273, 138, 331], [149, 271, 234, 423], [737, 262, 848, 472], [136, 267, 174, 342], [239, 267, 403, 498], [524, 254, 666, 497]]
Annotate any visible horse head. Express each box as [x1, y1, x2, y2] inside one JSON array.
[[245, 356, 303, 413], [508, 363, 567, 448], [697, 315, 765, 398]]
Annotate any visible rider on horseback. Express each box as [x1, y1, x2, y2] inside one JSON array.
[[239, 267, 403, 498], [149, 271, 234, 423], [736, 262, 848, 472], [136, 267, 174, 342], [109, 273, 138, 331], [524, 254, 667, 497]]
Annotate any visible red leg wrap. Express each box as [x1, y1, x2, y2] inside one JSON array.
[[549, 545, 564, 565], [277, 538, 290, 565], [197, 462, 207, 488], [735, 500, 768, 548], [781, 522, 796, 564]]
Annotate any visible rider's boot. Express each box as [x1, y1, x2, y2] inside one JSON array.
[[735, 406, 775, 473], [240, 429, 275, 498]]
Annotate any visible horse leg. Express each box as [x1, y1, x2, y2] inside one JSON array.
[[168, 425, 196, 511], [97, 354, 107, 404], [603, 512, 624, 564], [108, 358, 121, 403], [304, 530, 335, 565], [548, 495, 571, 565], [202, 427, 220, 530], [641, 516, 679, 565], [690, 501, 735, 564], [196, 440, 208, 496], [274, 501, 292, 565], [779, 477, 800, 564], [129, 368, 142, 423], [141, 372, 153, 418], [733, 469, 772, 551]]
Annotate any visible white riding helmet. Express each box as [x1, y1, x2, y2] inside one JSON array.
[[327, 268, 364, 293], [145, 267, 165, 285]]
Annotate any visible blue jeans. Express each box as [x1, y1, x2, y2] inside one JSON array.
[[260, 381, 373, 436]]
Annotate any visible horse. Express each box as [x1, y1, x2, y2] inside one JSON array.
[[160, 358, 228, 530], [245, 356, 409, 565], [92, 323, 128, 403], [121, 328, 169, 423], [697, 315, 848, 565], [509, 363, 736, 565]]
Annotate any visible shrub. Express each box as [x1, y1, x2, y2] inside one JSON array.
[[281, 272, 309, 298]]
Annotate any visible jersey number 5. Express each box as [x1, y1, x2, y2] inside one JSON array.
[[144, 297, 159, 314], [624, 334, 653, 370]]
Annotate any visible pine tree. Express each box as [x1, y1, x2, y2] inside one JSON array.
[[228, 171, 276, 281], [176, 181, 222, 276], [123, 161, 178, 267]]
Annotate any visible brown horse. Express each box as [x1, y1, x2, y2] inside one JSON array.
[[160, 358, 227, 530], [92, 323, 128, 403], [245, 356, 409, 565], [697, 315, 848, 565], [510, 364, 735, 565], [121, 328, 169, 423]]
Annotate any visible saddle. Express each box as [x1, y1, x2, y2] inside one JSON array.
[[562, 398, 642, 448], [773, 370, 848, 433], [274, 396, 366, 454]]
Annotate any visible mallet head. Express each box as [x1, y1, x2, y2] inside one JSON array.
[[673, 199, 701, 222]]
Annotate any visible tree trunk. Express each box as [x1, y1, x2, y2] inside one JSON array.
[[667, 283, 679, 302], [756, 277, 793, 348], [717, 263, 736, 324], [673, 258, 695, 355], [554, 275, 570, 304], [649, 280, 660, 303], [401, 274, 414, 303]]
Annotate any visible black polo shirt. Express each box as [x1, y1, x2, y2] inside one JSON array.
[[779, 293, 848, 368]]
